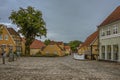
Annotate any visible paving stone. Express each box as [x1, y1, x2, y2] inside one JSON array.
[[0, 55, 120, 80]]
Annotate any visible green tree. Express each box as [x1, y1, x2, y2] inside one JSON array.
[[44, 39, 51, 45], [9, 6, 47, 55], [68, 40, 82, 52]]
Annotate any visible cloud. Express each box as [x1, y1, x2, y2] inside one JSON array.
[[0, 22, 12, 26], [0, 0, 120, 42]]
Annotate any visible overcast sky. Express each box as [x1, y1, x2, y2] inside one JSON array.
[[0, 0, 120, 42]]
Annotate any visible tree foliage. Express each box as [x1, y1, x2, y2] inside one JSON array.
[[9, 6, 47, 55], [68, 40, 82, 52], [44, 39, 51, 45]]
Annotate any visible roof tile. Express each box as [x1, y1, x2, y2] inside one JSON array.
[[30, 39, 45, 49], [81, 30, 98, 47], [99, 6, 120, 26]]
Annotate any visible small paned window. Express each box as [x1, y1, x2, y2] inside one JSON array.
[[113, 25, 118, 34], [1, 44, 6, 49], [4, 35, 8, 40], [107, 28, 110, 35], [101, 29, 105, 36]]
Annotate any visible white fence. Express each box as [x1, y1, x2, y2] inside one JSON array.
[[73, 53, 85, 60]]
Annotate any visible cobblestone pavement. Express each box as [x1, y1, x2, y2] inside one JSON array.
[[0, 55, 120, 80]]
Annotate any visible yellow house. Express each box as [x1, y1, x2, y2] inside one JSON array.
[[78, 30, 99, 60], [0, 24, 22, 55], [42, 41, 65, 56], [57, 42, 64, 50], [64, 46, 71, 55], [78, 44, 87, 55], [30, 39, 45, 55]]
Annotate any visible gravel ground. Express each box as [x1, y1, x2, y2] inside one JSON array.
[[0, 55, 120, 80]]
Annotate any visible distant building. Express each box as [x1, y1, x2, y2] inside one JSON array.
[[30, 39, 45, 55], [78, 30, 99, 60], [42, 41, 65, 56], [98, 6, 120, 62], [0, 24, 22, 55], [64, 46, 71, 55]]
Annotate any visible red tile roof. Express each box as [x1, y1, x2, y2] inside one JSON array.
[[81, 30, 98, 47], [48, 41, 64, 50], [49, 41, 63, 45], [7, 28, 19, 36], [99, 6, 120, 27], [7, 27, 22, 40], [64, 46, 70, 49], [49, 41, 56, 45], [30, 39, 45, 49], [57, 42, 63, 45]]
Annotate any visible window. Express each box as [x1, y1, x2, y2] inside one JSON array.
[[113, 25, 118, 34], [113, 45, 119, 61], [107, 45, 111, 60], [9, 45, 13, 50], [106, 28, 111, 35], [101, 46, 105, 59], [1, 44, 6, 49], [4, 35, 8, 40], [0, 34, 3, 40], [101, 29, 105, 36]]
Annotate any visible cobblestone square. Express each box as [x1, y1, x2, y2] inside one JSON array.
[[0, 55, 120, 80]]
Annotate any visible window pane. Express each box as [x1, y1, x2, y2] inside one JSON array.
[[101, 46, 105, 59], [107, 45, 111, 60], [113, 45, 118, 60], [4, 35, 8, 40], [1, 44, 6, 49]]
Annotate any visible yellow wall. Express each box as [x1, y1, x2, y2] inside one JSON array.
[[78, 46, 88, 55], [91, 38, 99, 59], [59, 43, 64, 49], [65, 49, 71, 54], [30, 49, 40, 55], [42, 44, 64, 56], [78, 37, 98, 60], [0, 26, 16, 55], [92, 40, 98, 55]]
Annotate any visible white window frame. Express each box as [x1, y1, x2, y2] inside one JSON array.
[[113, 25, 118, 34], [101, 29, 105, 36], [106, 28, 110, 35]]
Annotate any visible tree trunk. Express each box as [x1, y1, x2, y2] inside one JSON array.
[[25, 45, 30, 56]]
